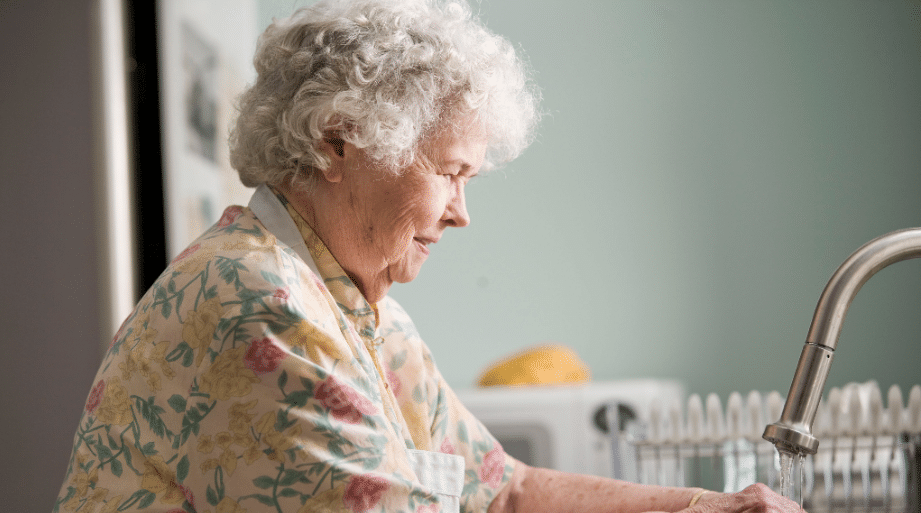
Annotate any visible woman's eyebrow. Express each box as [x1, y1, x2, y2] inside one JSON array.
[[443, 158, 477, 174]]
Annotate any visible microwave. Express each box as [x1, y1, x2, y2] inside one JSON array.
[[455, 379, 686, 478]]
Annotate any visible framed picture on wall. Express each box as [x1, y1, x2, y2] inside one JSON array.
[[156, 0, 258, 262], [125, 0, 314, 298]]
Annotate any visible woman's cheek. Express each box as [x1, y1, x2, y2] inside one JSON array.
[[402, 182, 447, 227], [376, 209, 419, 258]]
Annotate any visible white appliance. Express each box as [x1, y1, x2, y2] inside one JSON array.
[[455, 379, 685, 477]]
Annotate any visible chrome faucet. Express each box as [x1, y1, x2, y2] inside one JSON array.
[[763, 228, 921, 455]]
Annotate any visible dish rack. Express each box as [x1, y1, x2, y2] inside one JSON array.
[[608, 382, 921, 513]]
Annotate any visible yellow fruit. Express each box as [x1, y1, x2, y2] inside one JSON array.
[[476, 344, 590, 387]]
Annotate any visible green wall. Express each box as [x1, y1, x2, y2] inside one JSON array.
[[260, 1, 921, 399]]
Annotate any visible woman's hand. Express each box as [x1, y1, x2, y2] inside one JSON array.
[[489, 463, 805, 513], [692, 484, 803, 513]]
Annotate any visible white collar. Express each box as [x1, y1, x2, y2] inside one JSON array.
[[247, 184, 323, 279]]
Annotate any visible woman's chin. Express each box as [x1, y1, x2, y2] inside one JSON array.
[[389, 262, 424, 285], [392, 269, 421, 285]]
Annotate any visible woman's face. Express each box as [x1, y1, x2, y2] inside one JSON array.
[[321, 115, 487, 303]]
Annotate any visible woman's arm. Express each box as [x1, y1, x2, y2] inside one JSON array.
[[488, 461, 802, 513]]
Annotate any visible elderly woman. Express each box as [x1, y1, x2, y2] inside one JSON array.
[[54, 1, 802, 512]]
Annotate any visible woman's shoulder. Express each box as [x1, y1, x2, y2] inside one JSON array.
[[174, 206, 279, 261], [132, 205, 340, 345], [164, 206, 323, 296]]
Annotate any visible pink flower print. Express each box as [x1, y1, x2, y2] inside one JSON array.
[[346, 324, 362, 346], [386, 369, 402, 397], [178, 483, 195, 509], [314, 375, 377, 424], [416, 504, 439, 513], [216, 205, 244, 227], [343, 474, 389, 512], [479, 443, 506, 488], [272, 287, 290, 301], [243, 337, 286, 374], [171, 243, 200, 264], [439, 437, 456, 455], [85, 380, 105, 413], [310, 272, 328, 293]]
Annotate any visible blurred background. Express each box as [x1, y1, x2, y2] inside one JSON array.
[[1, 0, 919, 509]]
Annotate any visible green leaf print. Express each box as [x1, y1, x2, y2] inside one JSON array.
[[122, 489, 157, 511], [140, 441, 157, 456], [222, 223, 264, 238], [237, 288, 268, 303], [96, 442, 113, 462], [252, 494, 275, 506], [110, 458, 123, 477], [457, 420, 469, 445], [360, 453, 382, 470], [366, 433, 388, 448], [138, 490, 157, 508], [177, 455, 190, 482], [161, 300, 173, 319], [261, 270, 284, 286], [283, 390, 311, 408], [279, 469, 308, 486], [215, 256, 248, 290], [133, 396, 174, 440], [462, 469, 480, 496], [431, 390, 449, 438], [166, 341, 195, 367], [327, 439, 345, 458], [253, 476, 275, 489], [154, 286, 167, 304], [277, 370, 288, 390], [274, 410, 297, 432], [167, 394, 187, 413], [176, 401, 216, 448], [206, 485, 219, 506], [409, 488, 437, 510], [123, 441, 134, 467], [266, 319, 293, 335], [390, 349, 408, 370]]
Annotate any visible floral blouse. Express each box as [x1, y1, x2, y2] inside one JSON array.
[[53, 185, 513, 513]]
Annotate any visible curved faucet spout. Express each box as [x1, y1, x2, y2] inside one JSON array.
[[807, 228, 921, 350], [763, 228, 921, 455]]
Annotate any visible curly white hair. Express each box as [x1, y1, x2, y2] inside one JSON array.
[[229, 0, 540, 187]]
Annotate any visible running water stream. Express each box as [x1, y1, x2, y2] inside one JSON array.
[[778, 449, 805, 509]]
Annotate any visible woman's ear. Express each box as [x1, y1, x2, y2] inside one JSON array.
[[326, 136, 345, 157], [317, 134, 347, 183]]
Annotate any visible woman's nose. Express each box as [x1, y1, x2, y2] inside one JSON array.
[[443, 182, 470, 228]]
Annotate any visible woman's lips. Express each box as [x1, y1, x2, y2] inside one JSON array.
[[413, 238, 430, 255]]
